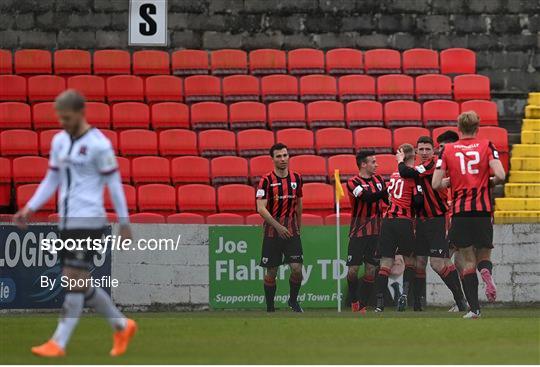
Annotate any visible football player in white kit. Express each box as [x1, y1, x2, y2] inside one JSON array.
[[14, 90, 137, 357]]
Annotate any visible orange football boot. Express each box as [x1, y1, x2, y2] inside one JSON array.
[[110, 319, 138, 357], [31, 340, 65, 357]]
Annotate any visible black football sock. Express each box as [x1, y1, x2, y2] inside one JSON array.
[[347, 272, 359, 303], [375, 266, 391, 308], [264, 275, 276, 309], [439, 264, 466, 302], [477, 260, 493, 274], [462, 269, 480, 313], [403, 265, 416, 296], [289, 272, 302, 303], [414, 269, 426, 307], [358, 275, 375, 307]]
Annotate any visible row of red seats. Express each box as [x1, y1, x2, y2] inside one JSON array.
[[0, 48, 476, 76], [0, 99, 498, 131], [0, 73, 491, 103]]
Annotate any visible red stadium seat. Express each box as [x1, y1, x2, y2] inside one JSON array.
[[0, 157, 10, 207], [423, 100, 459, 127], [17, 184, 55, 211], [364, 49, 401, 75], [171, 156, 210, 185], [246, 213, 264, 225], [145, 75, 183, 102], [249, 155, 273, 185], [432, 127, 459, 146], [39, 129, 61, 156], [338, 75, 376, 101], [307, 101, 345, 129], [325, 213, 352, 226], [302, 183, 334, 216], [86, 102, 111, 129], [328, 154, 357, 181], [290, 155, 327, 182], [101, 129, 118, 153], [177, 184, 216, 213], [326, 48, 363, 75], [0, 75, 26, 101], [171, 49, 209, 76], [237, 129, 274, 157], [211, 156, 249, 185], [54, 50, 91, 74], [222, 75, 260, 102], [67, 75, 106, 102], [191, 102, 228, 130], [0, 102, 31, 128], [384, 100, 422, 127], [15, 49, 51, 74], [119, 129, 157, 156], [1, 130, 38, 156], [249, 49, 287, 75], [131, 156, 170, 184], [104, 184, 136, 211], [288, 48, 324, 75], [302, 213, 324, 226], [275, 128, 315, 155], [217, 184, 255, 215], [132, 50, 170, 75], [211, 49, 248, 75], [27, 75, 66, 102], [159, 129, 198, 156], [402, 48, 439, 75], [184, 75, 221, 103], [0, 50, 12, 74], [267, 101, 306, 129], [167, 212, 205, 224], [116, 156, 131, 183], [93, 50, 131, 75], [377, 74, 414, 101], [106, 75, 144, 102], [207, 213, 245, 225], [375, 154, 396, 179], [461, 100, 498, 126], [300, 75, 337, 102], [453, 74, 490, 101], [33, 102, 57, 130], [316, 128, 354, 155], [415, 74, 452, 101], [229, 101, 266, 130], [138, 184, 176, 212], [440, 48, 476, 75], [130, 213, 166, 223], [393, 127, 430, 151], [13, 156, 48, 184], [354, 127, 392, 154], [346, 100, 383, 128], [261, 75, 298, 102], [198, 129, 236, 157], [112, 102, 149, 129], [151, 102, 189, 130], [478, 126, 508, 152], [0, 157, 10, 182]]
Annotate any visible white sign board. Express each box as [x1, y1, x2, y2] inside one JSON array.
[[129, 0, 168, 46]]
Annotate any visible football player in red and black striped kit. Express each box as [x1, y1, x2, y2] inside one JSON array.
[[346, 151, 388, 314], [256, 143, 304, 313], [433, 112, 506, 319]]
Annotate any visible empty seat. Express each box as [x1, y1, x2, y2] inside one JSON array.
[[198, 129, 236, 157], [346, 100, 384, 128], [315, 127, 354, 155], [211, 49, 248, 75], [15, 49, 51, 74], [275, 128, 315, 155], [0, 75, 26, 101], [0, 157, 10, 207], [131, 156, 170, 184], [326, 48, 363, 75], [354, 127, 392, 153], [478, 126, 508, 152], [119, 129, 157, 156], [138, 184, 176, 212], [112, 102, 150, 129], [33, 102, 58, 129], [461, 100, 498, 126], [93, 50, 131, 74], [415, 74, 452, 101], [211, 156, 249, 185], [86, 102, 111, 129], [17, 184, 55, 211], [375, 154, 396, 179], [384, 100, 422, 127], [377, 74, 414, 101], [302, 183, 334, 216], [167, 212, 205, 224], [129, 213, 166, 224], [171, 156, 210, 185], [222, 75, 260, 102], [171, 49, 209, 75], [191, 102, 228, 130], [249, 49, 287, 75], [217, 184, 255, 214], [453, 74, 490, 101], [267, 101, 306, 129], [0, 50, 12, 74], [54, 50, 91, 74], [402, 48, 439, 75], [39, 129, 61, 156], [290, 155, 327, 182], [307, 101, 345, 129], [302, 213, 324, 226], [159, 129, 198, 156], [393, 127, 431, 151], [67, 75, 106, 101], [261, 75, 298, 102], [106, 75, 144, 102], [325, 213, 352, 226], [0, 102, 31, 128], [101, 129, 118, 153], [328, 155, 357, 181], [151, 102, 189, 130], [432, 126, 459, 145], [229, 101, 266, 130], [177, 184, 216, 213], [206, 213, 245, 225], [27, 75, 66, 102], [338, 75, 376, 101], [104, 184, 136, 211], [132, 50, 170, 75], [237, 129, 274, 157], [423, 100, 459, 127], [249, 155, 273, 185], [246, 213, 264, 225], [1, 130, 38, 156], [440, 48, 476, 74], [300, 75, 337, 101], [13, 156, 48, 184], [116, 156, 131, 183], [288, 48, 324, 75], [364, 49, 401, 74], [145, 75, 183, 102], [184, 75, 221, 103]]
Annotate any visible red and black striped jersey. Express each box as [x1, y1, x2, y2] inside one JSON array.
[[411, 157, 449, 218], [346, 174, 387, 238], [437, 137, 499, 214], [256, 171, 303, 238], [384, 172, 421, 219]]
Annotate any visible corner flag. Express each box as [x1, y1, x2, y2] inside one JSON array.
[[334, 169, 345, 202], [334, 169, 344, 312]]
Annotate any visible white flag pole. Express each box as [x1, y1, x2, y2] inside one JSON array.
[[336, 199, 342, 313]]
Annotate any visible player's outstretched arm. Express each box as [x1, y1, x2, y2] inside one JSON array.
[[104, 170, 132, 240], [489, 159, 506, 185], [256, 199, 291, 239], [432, 169, 445, 191]]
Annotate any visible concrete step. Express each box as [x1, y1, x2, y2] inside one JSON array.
[[508, 170, 540, 182], [494, 210, 540, 224], [521, 130, 540, 144], [504, 183, 540, 198], [522, 119, 540, 131], [511, 144, 540, 157], [510, 157, 540, 171], [528, 92, 540, 106], [495, 198, 540, 211], [525, 105, 540, 119]]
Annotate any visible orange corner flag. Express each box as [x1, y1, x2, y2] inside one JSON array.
[[334, 169, 344, 203]]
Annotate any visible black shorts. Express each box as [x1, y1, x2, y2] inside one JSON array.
[[378, 218, 415, 258], [448, 212, 494, 249], [59, 228, 106, 270], [347, 235, 380, 266], [415, 216, 449, 258], [260, 235, 303, 268]]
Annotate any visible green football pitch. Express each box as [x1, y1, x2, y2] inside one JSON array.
[[1, 308, 539, 364]]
